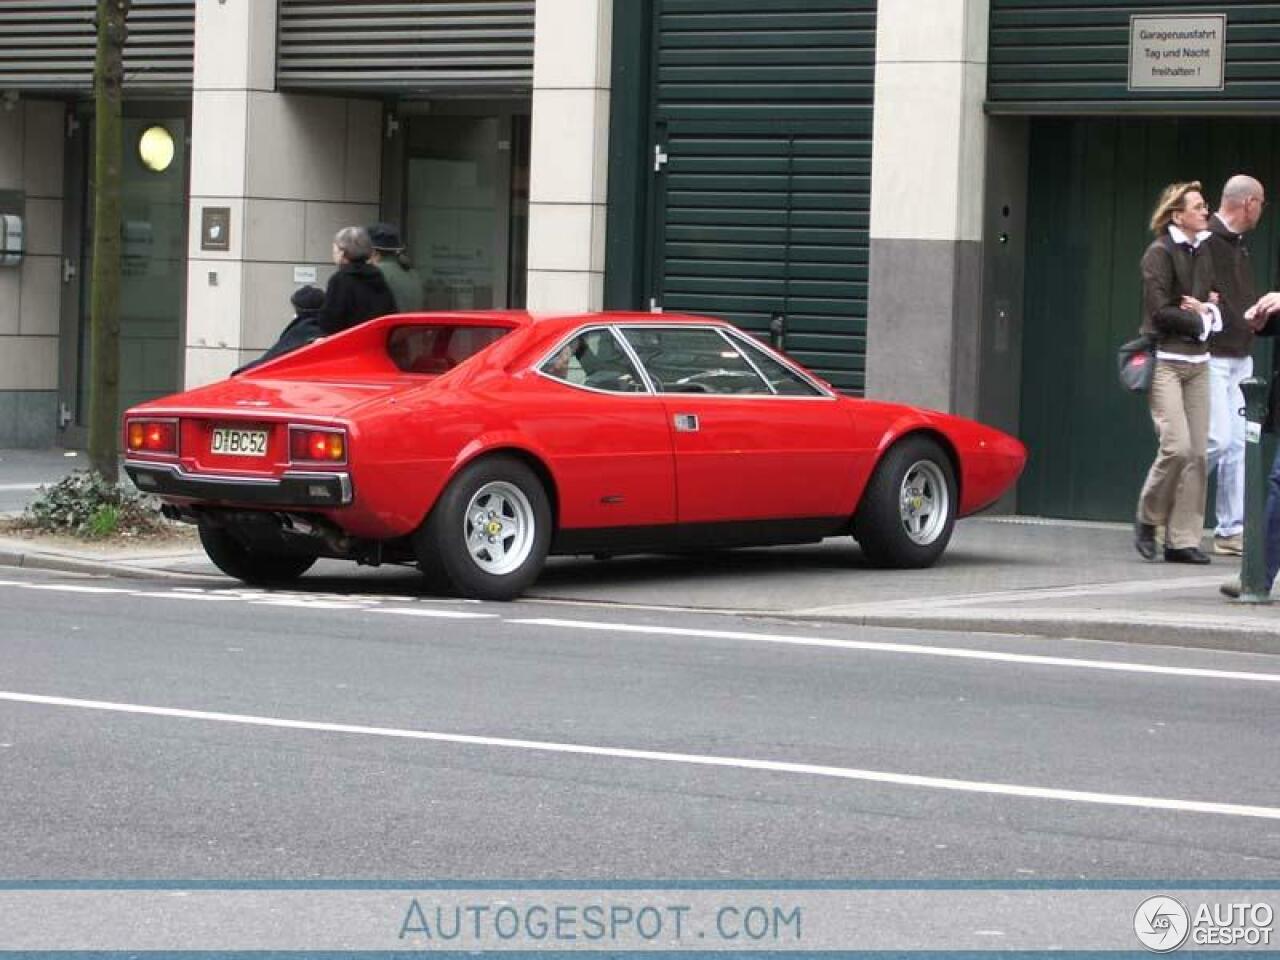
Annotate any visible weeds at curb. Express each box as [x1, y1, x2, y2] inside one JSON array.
[[17, 471, 170, 540]]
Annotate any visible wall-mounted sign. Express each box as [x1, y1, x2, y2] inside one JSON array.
[[200, 206, 231, 252], [1129, 15, 1226, 91], [293, 265, 318, 284], [0, 213, 23, 267]]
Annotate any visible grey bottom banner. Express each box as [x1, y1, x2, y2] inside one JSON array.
[[0, 887, 1276, 952]]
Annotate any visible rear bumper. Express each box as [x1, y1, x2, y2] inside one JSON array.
[[125, 461, 352, 507]]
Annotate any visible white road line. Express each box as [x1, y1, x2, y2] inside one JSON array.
[[129, 591, 237, 602], [2, 579, 1273, 685], [373, 607, 498, 620], [509, 618, 1280, 685], [16, 583, 132, 595], [0, 483, 41, 492], [0, 689, 1276, 821], [246, 598, 373, 610]]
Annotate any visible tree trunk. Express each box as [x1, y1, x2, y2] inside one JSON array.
[[88, 0, 130, 482]]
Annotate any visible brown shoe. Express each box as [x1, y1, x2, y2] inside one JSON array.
[[1213, 534, 1243, 556], [1134, 521, 1157, 560]]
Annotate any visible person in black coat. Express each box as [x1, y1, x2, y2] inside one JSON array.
[[316, 226, 396, 336], [1222, 288, 1280, 597], [233, 284, 327, 375]]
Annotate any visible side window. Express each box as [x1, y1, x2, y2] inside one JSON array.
[[539, 329, 646, 393], [733, 335, 825, 396], [619, 327, 770, 394]]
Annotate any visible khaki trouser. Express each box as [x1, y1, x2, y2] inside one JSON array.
[[1138, 359, 1210, 550]]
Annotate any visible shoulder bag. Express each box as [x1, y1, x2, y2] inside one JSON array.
[[1116, 334, 1156, 393]]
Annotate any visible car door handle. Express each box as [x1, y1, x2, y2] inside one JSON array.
[[673, 413, 699, 432]]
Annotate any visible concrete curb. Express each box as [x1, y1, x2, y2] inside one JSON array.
[[793, 612, 1280, 656], [0, 547, 217, 582]]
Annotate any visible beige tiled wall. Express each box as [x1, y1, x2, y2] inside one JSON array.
[[527, 0, 612, 313], [185, 0, 383, 386], [0, 99, 65, 444], [870, 0, 989, 244], [865, 0, 990, 409]]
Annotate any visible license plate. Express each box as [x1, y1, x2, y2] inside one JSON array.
[[211, 427, 269, 457]]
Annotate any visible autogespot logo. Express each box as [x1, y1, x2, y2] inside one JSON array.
[[1135, 896, 1191, 952]]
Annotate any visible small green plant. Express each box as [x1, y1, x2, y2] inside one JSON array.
[[21, 470, 167, 539], [88, 503, 121, 539]]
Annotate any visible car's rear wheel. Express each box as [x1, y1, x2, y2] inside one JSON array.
[[414, 455, 551, 601], [853, 435, 957, 568], [197, 523, 318, 585]]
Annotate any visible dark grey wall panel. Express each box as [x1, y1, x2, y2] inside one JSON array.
[[989, 1, 1280, 113], [277, 0, 534, 92]]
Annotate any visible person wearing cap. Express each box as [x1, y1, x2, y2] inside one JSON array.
[[233, 284, 327, 375], [368, 222, 426, 313]]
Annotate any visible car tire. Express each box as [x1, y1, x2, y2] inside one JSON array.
[[197, 523, 318, 585], [415, 455, 551, 601], [853, 435, 957, 569]]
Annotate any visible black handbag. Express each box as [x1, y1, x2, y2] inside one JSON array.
[[1117, 335, 1156, 393]]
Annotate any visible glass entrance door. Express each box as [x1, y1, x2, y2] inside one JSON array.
[[403, 114, 528, 309], [71, 112, 188, 434]]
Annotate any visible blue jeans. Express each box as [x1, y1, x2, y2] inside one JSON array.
[[1207, 355, 1252, 536], [1267, 445, 1280, 589]]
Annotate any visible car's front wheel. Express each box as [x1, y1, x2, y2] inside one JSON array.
[[414, 455, 552, 601], [197, 523, 318, 585], [853, 435, 957, 568]]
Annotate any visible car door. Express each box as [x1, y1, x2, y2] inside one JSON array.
[[520, 325, 677, 531], [618, 324, 860, 524]]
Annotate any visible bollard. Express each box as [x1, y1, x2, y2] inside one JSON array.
[[1237, 376, 1271, 603]]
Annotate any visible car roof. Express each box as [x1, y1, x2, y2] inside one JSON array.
[[374, 310, 729, 336]]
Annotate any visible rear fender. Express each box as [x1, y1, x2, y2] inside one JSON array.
[[442, 433, 562, 527]]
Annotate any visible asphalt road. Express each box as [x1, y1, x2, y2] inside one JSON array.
[[1, 566, 1278, 881]]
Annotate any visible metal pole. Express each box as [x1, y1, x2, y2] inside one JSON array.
[[1236, 376, 1271, 603]]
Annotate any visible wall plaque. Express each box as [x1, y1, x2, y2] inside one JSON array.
[[200, 206, 231, 252], [1129, 15, 1226, 91]]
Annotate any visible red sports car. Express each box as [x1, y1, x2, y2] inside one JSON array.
[[123, 311, 1026, 600]]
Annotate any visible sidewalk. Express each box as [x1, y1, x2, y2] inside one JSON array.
[[0, 449, 1275, 654]]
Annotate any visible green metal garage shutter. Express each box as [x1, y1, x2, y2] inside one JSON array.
[[0, 0, 194, 93], [277, 0, 535, 93], [648, 0, 875, 394], [989, 1, 1280, 112]]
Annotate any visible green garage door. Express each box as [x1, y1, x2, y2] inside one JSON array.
[[1019, 118, 1280, 521], [646, 0, 875, 393]]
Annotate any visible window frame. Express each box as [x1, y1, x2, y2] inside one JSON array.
[[721, 328, 833, 399], [532, 325, 654, 395], [615, 323, 835, 399]]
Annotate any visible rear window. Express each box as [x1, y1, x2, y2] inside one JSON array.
[[386, 325, 510, 374]]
